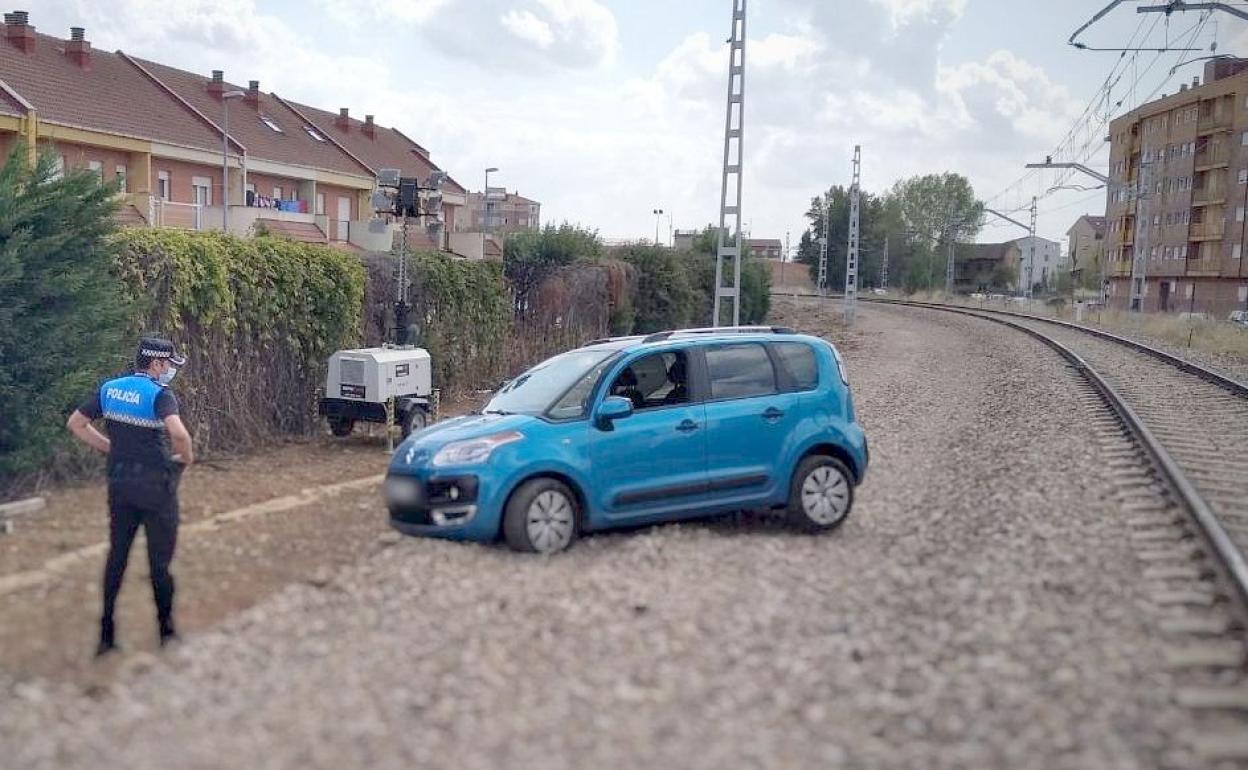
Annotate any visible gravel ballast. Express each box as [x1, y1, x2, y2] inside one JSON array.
[[0, 297, 1208, 769]]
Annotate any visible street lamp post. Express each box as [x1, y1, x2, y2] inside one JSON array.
[[652, 208, 664, 246], [221, 90, 245, 233], [483, 166, 498, 259]]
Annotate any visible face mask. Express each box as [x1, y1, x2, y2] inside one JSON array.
[[158, 366, 178, 386]]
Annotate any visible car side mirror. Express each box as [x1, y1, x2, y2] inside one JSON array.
[[595, 395, 634, 430]]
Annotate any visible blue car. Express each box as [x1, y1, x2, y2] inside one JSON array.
[[384, 326, 868, 553]]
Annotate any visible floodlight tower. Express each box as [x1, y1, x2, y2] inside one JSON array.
[[712, 0, 747, 326]]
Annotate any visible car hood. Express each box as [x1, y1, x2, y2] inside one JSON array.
[[392, 413, 534, 466]]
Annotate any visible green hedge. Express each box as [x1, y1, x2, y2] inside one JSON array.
[[111, 229, 366, 450]]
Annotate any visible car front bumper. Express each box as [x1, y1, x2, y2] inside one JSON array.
[[385, 472, 502, 541]]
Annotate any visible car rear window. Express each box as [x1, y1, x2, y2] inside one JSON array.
[[706, 343, 776, 400], [771, 342, 818, 392]]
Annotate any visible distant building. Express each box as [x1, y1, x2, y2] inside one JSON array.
[[673, 229, 700, 252], [744, 238, 783, 260], [1066, 215, 1106, 285], [462, 188, 541, 235], [954, 241, 1021, 293], [1013, 235, 1064, 291]]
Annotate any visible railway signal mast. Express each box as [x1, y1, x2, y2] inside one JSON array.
[[712, 0, 747, 326], [845, 145, 861, 323]]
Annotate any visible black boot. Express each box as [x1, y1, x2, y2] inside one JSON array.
[[158, 617, 179, 647], [95, 618, 120, 657]]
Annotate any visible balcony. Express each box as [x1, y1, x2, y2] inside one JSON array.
[[1189, 222, 1225, 241], [1194, 149, 1229, 171], [1186, 258, 1223, 277], [1192, 186, 1226, 206], [1107, 259, 1133, 277], [1197, 113, 1233, 135]]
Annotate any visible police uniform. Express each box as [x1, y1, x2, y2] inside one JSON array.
[[78, 338, 186, 650]]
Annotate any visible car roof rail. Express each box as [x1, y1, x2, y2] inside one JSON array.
[[584, 334, 645, 346], [641, 325, 796, 344]]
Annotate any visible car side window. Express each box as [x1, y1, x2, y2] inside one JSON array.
[[608, 351, 691, 410], [771, 342, 818, 392], [706, 343, 776, 400]]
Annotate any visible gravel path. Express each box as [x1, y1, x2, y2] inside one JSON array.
[[0, 297, 1205, 769]]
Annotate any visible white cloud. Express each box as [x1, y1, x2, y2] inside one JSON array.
[[501, 10, 556, 49], [30, 0, 1089, 247], [419, 0, 619, 72]]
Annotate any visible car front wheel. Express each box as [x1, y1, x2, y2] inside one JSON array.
[[787, 455, 853, 532], [503, 478, 579, 554]]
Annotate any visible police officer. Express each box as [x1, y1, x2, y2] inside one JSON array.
[[66, 337, 194, 656]]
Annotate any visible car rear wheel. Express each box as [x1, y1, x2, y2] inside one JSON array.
[[787, 455, 853, 532], [328, 416, 355, 437], [503, 478, 579, 554]]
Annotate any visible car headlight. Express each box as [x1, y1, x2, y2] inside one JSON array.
[[432, 431, 523, 467]]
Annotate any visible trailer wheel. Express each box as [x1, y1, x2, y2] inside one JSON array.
[[400, 407, 427, 439], [328, 416, 355, 437]]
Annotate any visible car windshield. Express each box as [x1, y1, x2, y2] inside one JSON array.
[[482, 348, 618, 418]]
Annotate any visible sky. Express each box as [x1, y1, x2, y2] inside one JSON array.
[[31, 0, 1248, 251]]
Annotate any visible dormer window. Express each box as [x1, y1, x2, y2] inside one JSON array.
[[304, 126, 326, 142], [260, 116, 284, 133]]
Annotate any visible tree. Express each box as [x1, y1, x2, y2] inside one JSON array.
[[684, 225, 770, 326], [614, 243, 696, 333], [0, 144, 131, 489], [888, 173, 983, 292], [503, 223, 602, 317]]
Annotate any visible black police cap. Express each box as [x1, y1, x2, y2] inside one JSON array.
[[136, 337, 187, 367]]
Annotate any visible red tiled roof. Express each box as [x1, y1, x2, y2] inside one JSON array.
[[132, 57, 372, 178], [257, 219, 327, 243], [0, 26, 223, 150], [279, 98, 466, 193]]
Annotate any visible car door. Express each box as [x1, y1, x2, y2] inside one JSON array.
[[699, 341, 800, 504], [589, 348, 708, 521]]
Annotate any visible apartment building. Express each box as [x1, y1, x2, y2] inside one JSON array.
[[463, 188, 542, 235], [744, 238, 783, 260], [1014, 235, 1064, 291], [1104, 57, 1248, 316], [0, 10, 463, 253], [1066, 214, 1106, 284]]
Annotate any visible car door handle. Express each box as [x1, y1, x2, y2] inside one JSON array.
[[762, 407, 785, 420], [676, 419, 699, 433]]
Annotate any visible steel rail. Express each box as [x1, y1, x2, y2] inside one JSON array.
[[869, 298, 1248, 397], [865, 298, 1248, 615]]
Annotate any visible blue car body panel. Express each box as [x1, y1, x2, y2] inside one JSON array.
[[385, 332, 867, 543]]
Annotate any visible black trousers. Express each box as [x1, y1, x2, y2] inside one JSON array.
[[103, 464, 180, 628]]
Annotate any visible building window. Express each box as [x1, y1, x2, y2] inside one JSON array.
[[157, 170, 170, 200], [1239, 206, 1245, 223], [1235, 243, 1243, 259], [260, 116, 284, 133], [192, 176, 212, 206], [304, 126, 325, 142], [115, 164, 127, 192], [273, 186, 283, 200], [245, 182, 256, 194], [316, 193, 325, 216], [52, 155, 66, 181], [87, 160, 102, 178]]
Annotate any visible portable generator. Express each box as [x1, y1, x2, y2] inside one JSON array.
[[318, 346, 433, 438]]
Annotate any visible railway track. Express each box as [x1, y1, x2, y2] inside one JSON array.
[[866, 298, 1248, 763]]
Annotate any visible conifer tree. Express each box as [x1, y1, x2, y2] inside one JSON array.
[[0, 144, 130, 488]]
